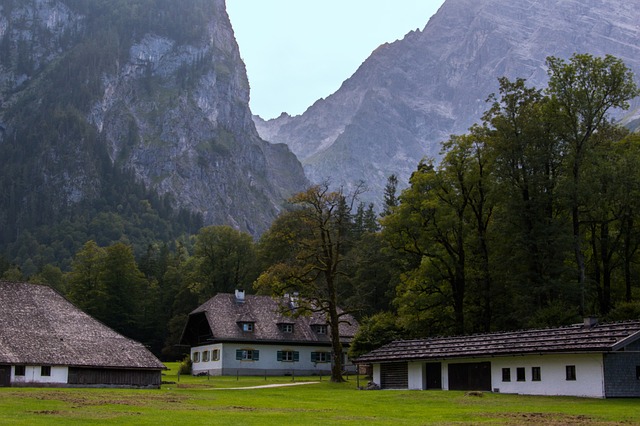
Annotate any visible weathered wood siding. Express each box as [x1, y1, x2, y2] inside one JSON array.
[[68, 368, 161, 388], [448, 362, 492, 391], [604, 346, 640, 398], [0, 366, 10, 387], [380, 362, 408, 389]]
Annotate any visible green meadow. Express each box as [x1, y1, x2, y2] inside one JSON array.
[[0, 363, 637, 425]]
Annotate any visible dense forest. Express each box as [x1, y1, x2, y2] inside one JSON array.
[[3, 53, 640, 360], [0, 0, 215, 272]]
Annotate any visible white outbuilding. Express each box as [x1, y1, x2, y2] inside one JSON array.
[[355, 318, 640, 398]]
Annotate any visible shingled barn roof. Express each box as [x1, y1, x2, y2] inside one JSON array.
[[355, 320, 640, 364], [181, 292, 358, 346], [0, 281, 165, 370]]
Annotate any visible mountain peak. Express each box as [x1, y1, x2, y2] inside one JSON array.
[[254, 0, 640, 206]]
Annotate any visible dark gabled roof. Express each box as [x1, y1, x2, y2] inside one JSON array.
[[0, 281, 165, 370], [181, 293, 359, 346], [355, 320, 640, 364]]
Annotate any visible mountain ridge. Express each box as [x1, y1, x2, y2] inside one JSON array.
[[255, 0, 640, 204]]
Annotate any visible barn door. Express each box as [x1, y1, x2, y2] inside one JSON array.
[[425, 363, 442, 389], [0, 366, 10, 387], [380, 362, 408, 389], [448, 362, 491, 391]]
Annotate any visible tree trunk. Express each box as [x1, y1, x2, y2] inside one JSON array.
[[327, 276, 344, 383], [623, 215, 634, 302], [600, 222, 612, 314]]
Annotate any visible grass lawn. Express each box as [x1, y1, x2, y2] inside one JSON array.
[[0, 363, 638, 425]]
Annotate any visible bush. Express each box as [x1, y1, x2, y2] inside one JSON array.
[[605, 302, 640, 322], [178, 355, 192, 375]]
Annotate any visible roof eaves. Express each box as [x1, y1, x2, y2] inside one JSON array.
[[200, 337, 336, 347], [611, 329, 640, 352]]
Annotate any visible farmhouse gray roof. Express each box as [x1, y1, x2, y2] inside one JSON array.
[[0, 281, 165, 370], [355, 320, 640, 364], [181, 292, 359, 346]]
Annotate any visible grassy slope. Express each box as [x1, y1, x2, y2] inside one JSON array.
[[0, 363, 637, 425]]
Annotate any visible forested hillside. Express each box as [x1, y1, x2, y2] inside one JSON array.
[[0, 0, 307, 273]]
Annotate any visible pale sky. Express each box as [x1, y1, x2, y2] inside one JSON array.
[[226, 1, 446, 119]]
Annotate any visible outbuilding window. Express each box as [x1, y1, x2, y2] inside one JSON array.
[[41, 366, 51, 377], [531, 367, 541, 381], [501, 368, 511, 382], [212, 349, 220, 361], [202, 350, 210, 362], [193, 351, 200, 363], [14, 366, 25, 376], [516, 367, 525, 382], [566, 365, 576, 381]]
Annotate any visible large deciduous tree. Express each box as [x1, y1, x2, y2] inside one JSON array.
[[484, 77, 570, 322], [383, 131, 494, 336], [191, 225, 258, 300], [255, 183, 364, 382], [65, 240, 151, 341], [66, 240, 107, 320], [546, 53, 639, 314], [383, 54, 640, 331]]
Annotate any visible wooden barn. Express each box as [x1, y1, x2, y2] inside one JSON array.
[[356, 319, 640, 398], [0, 281, 165, 388]]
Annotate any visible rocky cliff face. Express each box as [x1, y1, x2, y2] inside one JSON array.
[[255, 0, 640, 204], [0, 0, 307, 237]]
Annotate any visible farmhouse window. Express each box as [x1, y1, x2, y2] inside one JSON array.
[[516, 367, 525, 382], [280, 324, 294, 333], [202, 350, 210, 362], [311, 352, 330, 363], [40, 366, 51, 377], [566, 365, 576, 381], [277, 351, 299, 362], [501, 368, 511, 382], [14, 365, 25, 376], [193, 351, 200, 363], [212, 349, 220, 361], [240, 322, 254, 332], [531, 367, 541, 381], [236, 349, 259, 361], [313, 324, 328, 334]]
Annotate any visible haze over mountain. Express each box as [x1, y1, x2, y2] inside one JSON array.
[[2, 0, 640, 270], [254, 0, 640, 204], [0, 0, 308, 262]]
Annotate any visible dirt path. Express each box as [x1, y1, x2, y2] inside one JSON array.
[[210, 381, 320, 390]]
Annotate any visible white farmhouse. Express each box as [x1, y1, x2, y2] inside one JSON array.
[[355, 318, 640, 398], [180, 290, 359, 376]]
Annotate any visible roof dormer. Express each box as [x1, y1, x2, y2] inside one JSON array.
[[238, 321, 254, 332]]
